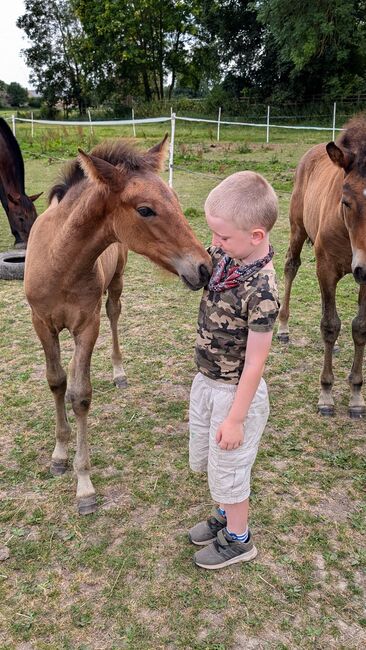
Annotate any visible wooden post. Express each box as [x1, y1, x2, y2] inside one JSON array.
[[169, 112, 176, 188]]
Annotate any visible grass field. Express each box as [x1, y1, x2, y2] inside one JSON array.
[[0, 122, 365, 649]]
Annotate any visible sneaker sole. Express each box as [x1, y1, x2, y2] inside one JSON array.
[[194, 545, 258, 569], [188, 533, 216, 546]]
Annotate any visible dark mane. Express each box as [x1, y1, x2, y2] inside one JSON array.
[[0, 117, 25, 190], [48, 139, 156, 204], [336, 114, 366, 177]]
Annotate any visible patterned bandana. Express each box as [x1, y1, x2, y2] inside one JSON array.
[[208, 245, 274, 292]]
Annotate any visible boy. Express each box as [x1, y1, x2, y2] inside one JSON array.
[[189, 171, 279, 570]]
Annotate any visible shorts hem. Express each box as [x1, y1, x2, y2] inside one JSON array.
[[190, 463, 207, 473], [210, 489, 251, 504]]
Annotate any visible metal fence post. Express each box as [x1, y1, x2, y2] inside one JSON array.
[[217, 106, 221, 142], [12, 114, 16, 136], [169, 112, 176, 188], [132, 108, 136, 137], [88, 109, 93, 135], [266, 106, 270, 144], [332, 102, 337, 141]]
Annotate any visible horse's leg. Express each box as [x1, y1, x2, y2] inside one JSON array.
[[70, 321, 99, 515], [32, 315, 71, 475], [278, 212, 307, 342], [106, 272, 128, 388], [348, 284, 366, 418], [317, 268, 341, 416]]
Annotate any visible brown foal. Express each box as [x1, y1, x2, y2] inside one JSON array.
[[24, 136, 211, 513], [278, 115, 366, 418]]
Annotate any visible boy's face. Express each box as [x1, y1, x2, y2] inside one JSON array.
[[206, 212, 262, 261]]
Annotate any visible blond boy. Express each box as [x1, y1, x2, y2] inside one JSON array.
[[189, 171, 279, 569]]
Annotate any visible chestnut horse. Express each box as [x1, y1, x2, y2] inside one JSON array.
[[0, 117, 42, 246], [278, 115, 366, 418], [24, 136, 211, 514]]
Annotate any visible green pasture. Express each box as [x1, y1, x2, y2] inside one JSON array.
[[0, 124, 365, 649]]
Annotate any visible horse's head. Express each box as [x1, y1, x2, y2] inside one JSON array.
[[327, 140, 366, 284], [78, 138, 212, 290], [6, 190, 42, 245]]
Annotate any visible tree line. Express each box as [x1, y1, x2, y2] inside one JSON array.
[[14, 0, 366, 116]]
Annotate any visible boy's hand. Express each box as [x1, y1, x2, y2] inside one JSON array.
[[215, 418, 244, 450]]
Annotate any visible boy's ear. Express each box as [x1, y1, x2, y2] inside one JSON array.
[[251, 228, 266, 244]]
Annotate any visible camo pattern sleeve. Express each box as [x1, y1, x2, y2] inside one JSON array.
[[195, 247, 280, 384]]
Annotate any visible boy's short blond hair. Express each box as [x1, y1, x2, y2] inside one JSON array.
[[205, 171, 278, 232]]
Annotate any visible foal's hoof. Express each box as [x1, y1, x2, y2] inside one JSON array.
[[50, 459, 68, 476], [318, 405, 335, 417], [114, 376, 128, 389], [277, 332, 289, 344], [78, 495, 97, 515], [348, 406, 366, 419]]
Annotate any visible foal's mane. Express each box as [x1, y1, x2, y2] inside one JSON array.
[[337, 114, 366, 177], [49, 139, 156, 204]]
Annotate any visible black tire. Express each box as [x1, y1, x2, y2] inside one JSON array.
[[0, 250, 26, 280]]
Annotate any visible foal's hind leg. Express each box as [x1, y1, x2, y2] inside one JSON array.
[[32, 315, 71, 475], [348, 284, 366, 418], [106, 273, 127, 388], [278, 218, 308, 343]]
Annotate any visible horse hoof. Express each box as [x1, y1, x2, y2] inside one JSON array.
[[78, 495, 97, 515], [50, 459, 68, 476], [348, 406, 366, 419], [277, 333, 289, 344], [318, 405, 335, 417], [114, 376, 128, 389]]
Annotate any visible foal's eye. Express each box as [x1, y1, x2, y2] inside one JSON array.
[[341, 199, 351, 209], [137, 206, 156, 218]]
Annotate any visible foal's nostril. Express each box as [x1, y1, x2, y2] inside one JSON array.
[[199, 263, 211, 286], [353, 266, 366, 284]]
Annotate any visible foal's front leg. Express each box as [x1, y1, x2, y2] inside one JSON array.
[[70, 321, 99, 514], [349, 284, 366, 418], [317, 268, 341, 416], [32, 314, 71, 474]]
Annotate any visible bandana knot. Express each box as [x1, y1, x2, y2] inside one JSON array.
[[208, 245, 274, 292]]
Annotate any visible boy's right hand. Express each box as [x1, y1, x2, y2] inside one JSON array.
[[216, 418, 244, 450]]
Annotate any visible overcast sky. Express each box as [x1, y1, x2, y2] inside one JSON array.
[[0, 0, 33, 88]]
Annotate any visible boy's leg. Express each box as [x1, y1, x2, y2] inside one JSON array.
[[194, 379, 269, 569]]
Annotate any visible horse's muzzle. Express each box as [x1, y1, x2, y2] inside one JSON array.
[[353, 265, 366, 284]]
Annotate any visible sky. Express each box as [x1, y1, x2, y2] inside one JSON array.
[[0, 0, 33, 89]]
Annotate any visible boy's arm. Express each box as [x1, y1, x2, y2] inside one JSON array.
[[215, 329, 273, 450]]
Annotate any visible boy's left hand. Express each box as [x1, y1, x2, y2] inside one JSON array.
[[216, 418, 244, 450]]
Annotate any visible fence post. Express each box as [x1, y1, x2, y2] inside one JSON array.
[[132, 108, 136, 137], [31, 111, 34, 139], [332, 102, 337, 141], [88, 109, 93, 135], [266, 106, 270, 144], [217, 106, 222, 142], [169, 112, 176, 188], [12, 114, 16, 136]]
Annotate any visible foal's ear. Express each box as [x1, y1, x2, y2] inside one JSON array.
[[78, 149, 123, 192], [326, 142, 354, 172], [29, 191, 43, 202], [146, 134, 169, 171]]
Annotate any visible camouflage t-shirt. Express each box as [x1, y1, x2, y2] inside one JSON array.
[[195, 246, 280, 384]]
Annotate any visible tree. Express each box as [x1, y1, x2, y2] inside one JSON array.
[[257, 0, 366, 100], [73, 0, 209, 101], [7, 82, 29, 106], [17, 0, 92, 114]]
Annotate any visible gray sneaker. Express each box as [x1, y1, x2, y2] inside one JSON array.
[[188, 508, 227, 546], [194, 528, 257, 569]]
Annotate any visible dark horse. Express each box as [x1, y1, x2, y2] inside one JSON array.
[[278, 115, 366, 418], [24, 136, 211, 514], [0, 117, 42, 247]]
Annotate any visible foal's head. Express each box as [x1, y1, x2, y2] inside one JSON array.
[[77, 136, 211, 289], [327, 115, 366, 284]]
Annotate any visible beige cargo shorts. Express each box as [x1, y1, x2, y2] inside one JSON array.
[[189, 372, 270, 504]]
